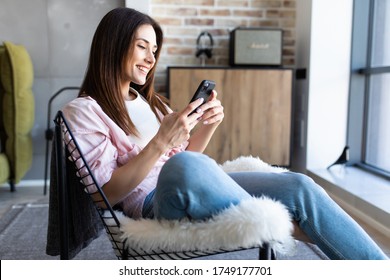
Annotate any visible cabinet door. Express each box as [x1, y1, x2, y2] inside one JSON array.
[[168, 68, 292, 166]]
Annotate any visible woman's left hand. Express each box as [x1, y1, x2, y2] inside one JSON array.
[[185, 90, 224, 152], [198, 90, 224, 126]]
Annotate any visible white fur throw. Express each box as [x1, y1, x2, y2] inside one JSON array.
[[112, 156, 294, 255], [221, 155, 288, 173]]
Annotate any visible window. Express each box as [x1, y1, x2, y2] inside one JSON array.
[[349, 0, 390, 177]]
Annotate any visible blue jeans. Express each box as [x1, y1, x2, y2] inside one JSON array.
[[142, 151, 388, 260]]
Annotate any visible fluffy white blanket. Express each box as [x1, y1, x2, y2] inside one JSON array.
[[220, 155, 288, 173], [114, 156, 294, 254]]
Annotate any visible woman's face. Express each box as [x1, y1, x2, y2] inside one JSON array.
[[124, 24, 157, 86]]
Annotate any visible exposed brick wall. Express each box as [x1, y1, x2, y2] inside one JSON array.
[[149, 0, 296, 93]]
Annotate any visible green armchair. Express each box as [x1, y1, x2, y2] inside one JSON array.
[[0, 41, 35, 191]]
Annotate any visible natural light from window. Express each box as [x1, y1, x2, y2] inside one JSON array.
[[363, 0, 390, 174]]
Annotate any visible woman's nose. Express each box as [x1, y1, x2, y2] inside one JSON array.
[[145, 50, 156, 64]]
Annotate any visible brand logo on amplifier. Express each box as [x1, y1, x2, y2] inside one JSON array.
[[249, 43, 270, 49], [230, 28, 283, 66]]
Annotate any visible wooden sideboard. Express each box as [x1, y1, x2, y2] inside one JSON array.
[[168, 67, 293, 166]]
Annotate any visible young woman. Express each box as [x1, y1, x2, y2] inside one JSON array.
[[62, 7, 388, 260]]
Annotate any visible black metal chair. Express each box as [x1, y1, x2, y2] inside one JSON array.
[[44, 87, 80, 195], [53, 110, 277, 260]]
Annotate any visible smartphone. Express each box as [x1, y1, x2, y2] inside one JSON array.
[[189, 80, 216, 115]]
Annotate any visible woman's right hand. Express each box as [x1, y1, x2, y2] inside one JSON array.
[[154, 98, 205, 151]]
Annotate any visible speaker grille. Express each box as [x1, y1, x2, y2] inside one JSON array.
[[230, 28, 283, 66]]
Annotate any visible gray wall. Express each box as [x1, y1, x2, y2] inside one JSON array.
[[0, 0, 125, 180]]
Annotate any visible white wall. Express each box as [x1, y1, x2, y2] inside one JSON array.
[[304, 0, 353, 169]]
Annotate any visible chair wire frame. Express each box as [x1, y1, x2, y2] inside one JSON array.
[[54, 110, 276, 260], [44, 86, 80, 195]]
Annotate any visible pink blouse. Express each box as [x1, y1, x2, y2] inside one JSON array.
[[62, 96, 188, 218]]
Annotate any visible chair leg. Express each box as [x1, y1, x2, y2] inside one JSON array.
[[9, 180, 15, 192], [259, 244, 276, 260], [122, 247, 129, 260]]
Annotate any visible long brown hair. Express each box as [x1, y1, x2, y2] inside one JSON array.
[[79, 7, 168, 135]]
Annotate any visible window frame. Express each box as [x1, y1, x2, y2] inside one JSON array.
[[348, 0, 390, 179]]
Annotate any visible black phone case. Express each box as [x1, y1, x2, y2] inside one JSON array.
[[189, 80, 215, 115]]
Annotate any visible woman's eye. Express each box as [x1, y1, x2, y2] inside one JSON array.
[[138, 45, 146, 50]]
